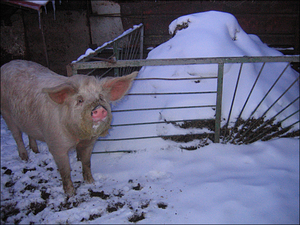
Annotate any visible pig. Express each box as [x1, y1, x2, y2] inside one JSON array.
[[0, 60, 137, 196]]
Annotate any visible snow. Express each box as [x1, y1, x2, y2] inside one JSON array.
[[1, 116, 299, 224], [1, 11, 299, 224]]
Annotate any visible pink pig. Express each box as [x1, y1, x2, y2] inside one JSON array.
[[0, 60, 137, 195]]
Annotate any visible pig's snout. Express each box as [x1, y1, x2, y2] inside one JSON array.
[[91, 105, 108, 122]]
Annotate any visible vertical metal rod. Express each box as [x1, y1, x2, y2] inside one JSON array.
[[233, 62, 291, 142], [223, 63, 243, 142], [140, 25, 144, 59], [228, 62, 265, 142], [235, 62, 266, 124], [214, 63, 224, 143], [123, 32, 133, 75], [113, 41, 119, 77], [239, 75, 299, 141]]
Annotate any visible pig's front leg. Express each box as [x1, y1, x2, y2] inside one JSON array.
[[49, 145, 75, 196], [76, 138, 97, 184]]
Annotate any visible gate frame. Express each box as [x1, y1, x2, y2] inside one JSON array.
[[68, 55, 300, 143]]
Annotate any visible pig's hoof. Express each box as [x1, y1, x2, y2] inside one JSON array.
[[65, 187, 76, 197], [31, 147, 40, 154], [84, 175, 95, 184], [19, 152, 29, 161]]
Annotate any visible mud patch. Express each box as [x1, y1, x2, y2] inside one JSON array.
[[128, 212, 146, 223]]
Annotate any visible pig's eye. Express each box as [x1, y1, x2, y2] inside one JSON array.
[[77, 96, 84, 105], [99, 94, 104, 101]]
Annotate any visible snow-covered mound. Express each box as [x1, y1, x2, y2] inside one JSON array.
[[102, 11, 299, 151]]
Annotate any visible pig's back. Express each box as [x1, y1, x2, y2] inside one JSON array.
[[0, 60, 68, 140], [1, 60, 67, 89]]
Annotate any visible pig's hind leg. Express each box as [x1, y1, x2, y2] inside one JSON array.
[[28, 136, 39, 153], [2, 113, 28, 161]]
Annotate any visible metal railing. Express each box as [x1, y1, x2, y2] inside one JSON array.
[[69, 55, 299, 148], [67, 23, 144, 77]]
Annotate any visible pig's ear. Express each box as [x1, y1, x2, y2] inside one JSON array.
[[42, 83, 78, 104], [103, 71, 138, 102]]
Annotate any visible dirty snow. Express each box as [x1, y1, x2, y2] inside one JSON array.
[[1, 11, 299, 224]]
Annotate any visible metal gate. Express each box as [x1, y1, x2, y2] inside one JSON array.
[[68, 25, 299, 150]]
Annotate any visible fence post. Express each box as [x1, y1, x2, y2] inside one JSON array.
[[214, 63, 224, 143]]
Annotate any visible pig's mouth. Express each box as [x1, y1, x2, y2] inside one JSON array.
[[91, 105, 108, 123]]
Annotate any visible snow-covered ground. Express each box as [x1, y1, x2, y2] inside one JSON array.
[[1, 11, 299, 224], [1, 116, 299, 224]]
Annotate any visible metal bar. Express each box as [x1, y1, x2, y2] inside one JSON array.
[[78, 24, 143, 63], [261, 120, 300, 142], [245, 98, 300, 144], [71, 56, 300, 70], [124, 30, 140, 75], [122, 31, 133, 75], [233, 62, 292, 142], [112, 104, 216, 113], [230, 62, 266, 132], [135, 77, 218, 81], [127, 91, 217, 96], [111, 118, 215, 128], [113, 41, 119, 76], [214, 63, 224, 143], [140, 25, 144, 59], [223, 63, 243, 142], [98, 135, 162, 141], [98, 133, 214, 142], [236, 72, 299, 142]]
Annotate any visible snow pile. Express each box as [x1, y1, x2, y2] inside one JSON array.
[[103, 11, 299, 151]]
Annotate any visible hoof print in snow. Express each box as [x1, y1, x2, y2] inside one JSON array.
[[5, 181, 15, 188], [88, 213, 102, 220], [113, 190, 124, 198], [128, 212, 146, 223], [23, 168, 36, 174], [132, 183, 142, 191], [4, 168, 12, 175], [106, 202, 125, 213], [27, 202, 47, 215], [141, 200, 150, 209], [157, 202, 168, 209], [21, 184, 37, 193], [89, 189, 110, 200], [40, 189, 51, 200], [1, 203, 20, 223]]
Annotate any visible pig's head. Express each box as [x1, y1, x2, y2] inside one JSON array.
[[42, 71, 138, 140]]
